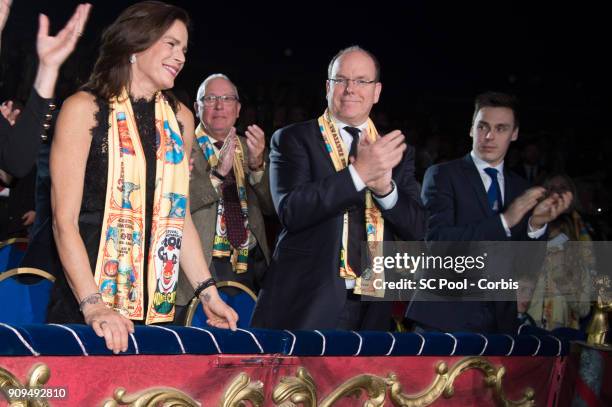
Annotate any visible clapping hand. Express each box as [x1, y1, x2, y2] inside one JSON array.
[[0, 100, 20, 125], [245, 124, 265, 171], [529, 190, 573, 230], [352, 129, 405, 195], [216, 128, 237, 177]]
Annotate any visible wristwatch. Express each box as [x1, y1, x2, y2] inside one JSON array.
[[211, 168, 226, 181], [372, 180, 395, 198]]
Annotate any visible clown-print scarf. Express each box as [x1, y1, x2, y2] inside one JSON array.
[[94, 90, 189, 324], [317, 109, 385, 297], [195, 123, 250, 273]]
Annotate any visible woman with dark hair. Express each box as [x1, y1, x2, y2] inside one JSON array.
[[48, 1, 237, 354]]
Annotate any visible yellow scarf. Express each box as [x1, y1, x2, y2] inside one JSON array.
[[318, 109, 385, 297], [94, 90, 189, 324], [194, 123, 250, 272]]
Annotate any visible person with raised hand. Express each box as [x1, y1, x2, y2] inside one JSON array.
[[0, 2, 91, 178]]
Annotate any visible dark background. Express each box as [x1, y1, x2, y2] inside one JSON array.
[[1, 0, 610, 235]]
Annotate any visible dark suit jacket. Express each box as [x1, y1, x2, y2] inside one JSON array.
[[16, 94, 60, 277], [3, 167, 36, 239], [175, 136, 275, 306], [406, 153, 544, 333], [0, 89, 54, 177], [251, 119, 425, 330]]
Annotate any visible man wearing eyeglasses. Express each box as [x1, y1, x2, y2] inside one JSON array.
[[175, 74, 274, 322], [251, 46, 425, 330]]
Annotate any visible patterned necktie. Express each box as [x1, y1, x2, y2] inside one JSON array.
[[484, 167, 503, 213], [343, 126, 365, 276], [214, 141, 247, 249], [344, 126, 361, 159]]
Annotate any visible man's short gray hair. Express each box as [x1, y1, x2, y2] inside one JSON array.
[[327, 45, 381, 81], [195, 73, 240, 102]]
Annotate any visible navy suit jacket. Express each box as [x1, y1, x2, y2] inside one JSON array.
[[406, 154, 544, 333], [251, 119, 425, 330]]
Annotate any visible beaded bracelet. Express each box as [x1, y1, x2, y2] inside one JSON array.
[[79, 292, 103, 312], [194, 277, 217, 299]]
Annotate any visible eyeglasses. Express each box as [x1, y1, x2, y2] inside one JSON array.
[[328, 78, 377, 88], [201, 95, 239, 105]]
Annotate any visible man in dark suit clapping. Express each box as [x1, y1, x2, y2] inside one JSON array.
[[251, 46, 425, 330], [406, 92, 572, 333]]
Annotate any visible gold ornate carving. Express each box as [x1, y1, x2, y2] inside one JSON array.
[[272, 367, 316, 407], [1, 357, 537, 406], [319, 373, 387, 407], [386, 362, 449, 406], [489, 366, 535, 407], [0, 363, 51, 407], [219, 372, 264, 407], [272, 357, 534, 407], [101, 387, 199, 407], [387, 357, 535, 407]]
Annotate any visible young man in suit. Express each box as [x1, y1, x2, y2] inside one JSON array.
[[406, 92, 572, 333], [251, 46, 425, 330]]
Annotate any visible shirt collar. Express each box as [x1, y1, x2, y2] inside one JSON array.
[[470, 150, 504, 175], [331, 115, 369, 132]]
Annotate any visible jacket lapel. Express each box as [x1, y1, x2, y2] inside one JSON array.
[[502, 168, 519, 210], [461, 154, 493, 216]]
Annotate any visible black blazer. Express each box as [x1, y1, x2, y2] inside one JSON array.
[[406, 154, 545, 333], [0, 89, 54, 177], [251, 119, 425, 329]]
